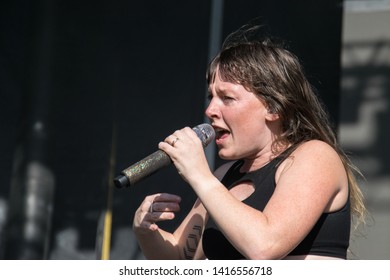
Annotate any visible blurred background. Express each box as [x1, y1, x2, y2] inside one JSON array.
[[0, 0, 389, 260], [340, 0, 390, 259]]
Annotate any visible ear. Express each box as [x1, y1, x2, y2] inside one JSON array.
[[265, 111, 279, 121]]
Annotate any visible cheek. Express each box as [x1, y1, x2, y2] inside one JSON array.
[[237, 114, 267, 142]]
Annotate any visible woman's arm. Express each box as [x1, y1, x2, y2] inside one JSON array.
[[190, 140, 348, 259], [133, 161, 234, 259], [160, 131, 348, 259]]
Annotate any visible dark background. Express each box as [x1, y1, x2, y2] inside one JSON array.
[[0, 0, 343, 259]]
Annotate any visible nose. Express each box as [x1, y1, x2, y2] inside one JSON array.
[[205, 98, 219, 119]]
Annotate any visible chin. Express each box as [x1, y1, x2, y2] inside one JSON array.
[[218, 150, 238, 161]]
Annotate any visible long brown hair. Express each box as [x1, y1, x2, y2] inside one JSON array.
[[207, 26, 366, 226]]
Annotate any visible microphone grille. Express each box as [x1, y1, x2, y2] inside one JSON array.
[[193, 123, 215, 147]]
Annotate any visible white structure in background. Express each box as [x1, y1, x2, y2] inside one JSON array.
[[340, 0, 390, 259]]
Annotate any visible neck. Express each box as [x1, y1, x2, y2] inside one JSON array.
[[240, 143, 291, 173], [240, 152, 275, 173]]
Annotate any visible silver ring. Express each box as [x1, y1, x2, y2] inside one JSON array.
[[171, 137, 179, 147], [149, 201, 154, 213]]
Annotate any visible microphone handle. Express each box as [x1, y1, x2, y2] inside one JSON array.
[[114, 123, 215, 188], [114, 150, 171, 188]]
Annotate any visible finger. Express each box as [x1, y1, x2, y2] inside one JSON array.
[[152, 193, 182, 203], [181, 127, 203, 145], [152, 201, 181, 212], [140, 219, 159, 231], [164, 135, 181, 149], [162, 127, 203, 149], [163, 128, 192, 147], [140, 199, 154, 213], [148, 211, 176, 223]]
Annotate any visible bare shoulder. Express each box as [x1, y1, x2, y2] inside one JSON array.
[[281, 140, 343, 170], [275, 140, 348, 211], [276, 140, 347, 190], [294, 140, 339, 157]]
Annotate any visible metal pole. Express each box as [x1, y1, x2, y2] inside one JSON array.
[[204, 0, 224, 171]]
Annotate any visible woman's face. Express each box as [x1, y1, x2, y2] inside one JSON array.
[[205, 68, 278, 161]]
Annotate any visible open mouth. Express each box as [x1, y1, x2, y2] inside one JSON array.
[[214, 127, 230, 141]]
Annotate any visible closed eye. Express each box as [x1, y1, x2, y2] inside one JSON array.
[[222, 95, 235, 103]]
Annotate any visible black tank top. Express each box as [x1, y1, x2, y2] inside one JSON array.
[[202, 154, 350, 259]]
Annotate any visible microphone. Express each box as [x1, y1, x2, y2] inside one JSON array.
[[114, 123, 215, 188]]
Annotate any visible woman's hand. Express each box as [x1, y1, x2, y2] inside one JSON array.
[[133, 193, 181, 234], [158, 127, 213, 186]]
